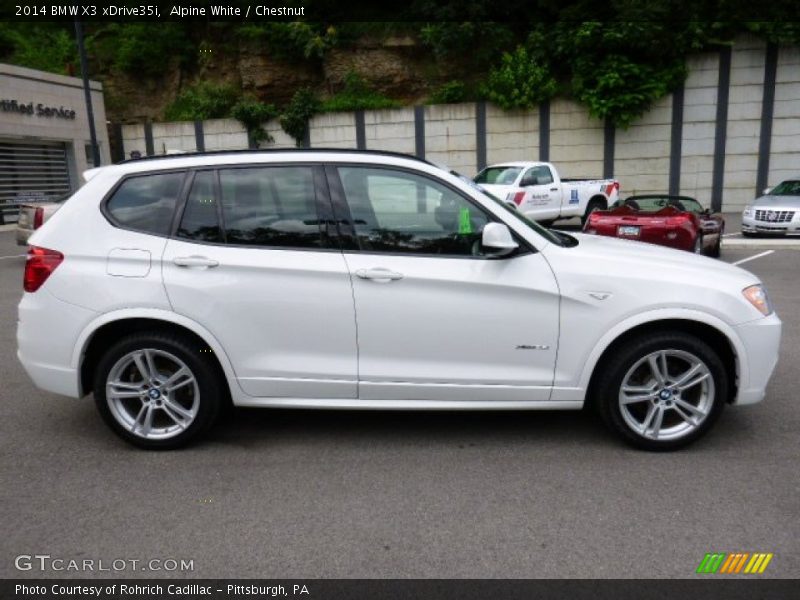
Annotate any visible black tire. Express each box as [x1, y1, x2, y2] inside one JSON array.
[[581, 198, 605, 226], [593, 332, 728, 451], [709, 234, 722, 258], [93, 331, 224, 449], [538, 219, 556, 228]]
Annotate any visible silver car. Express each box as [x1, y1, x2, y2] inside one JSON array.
[[742, 178, 800, 236]]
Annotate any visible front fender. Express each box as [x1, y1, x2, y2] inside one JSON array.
[[572, 308, 747, 397]]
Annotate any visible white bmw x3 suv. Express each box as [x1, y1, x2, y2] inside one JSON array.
[[17, 150, 781, 450]]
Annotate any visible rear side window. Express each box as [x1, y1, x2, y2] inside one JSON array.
[[106, 172, 184, 235], [218, 166, 322, 248], [177, 171, 222, 243]]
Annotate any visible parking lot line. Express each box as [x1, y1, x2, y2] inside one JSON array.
[[732, 250, 774, 265], [0, 254, 26, 260], [722, 232, 741, 237]]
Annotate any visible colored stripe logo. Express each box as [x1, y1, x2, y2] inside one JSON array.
[[697, 552, 773, 574]]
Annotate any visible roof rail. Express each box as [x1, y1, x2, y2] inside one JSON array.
[[119, 147, 433, 166]]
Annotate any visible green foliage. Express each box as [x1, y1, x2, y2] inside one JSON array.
[[428, 81, 468, 104], [90, 23, 194, 78], [420, 22, 514, 70], [164, 82, 240, 121], [321, 72, 400, 112], [483, 46, 557, 110], [0, 23, 76, 74], [237, 22, 337, 61], [231, 98, 278, 147], [550, 20, 695, 127], [280, 88, 321, 147]]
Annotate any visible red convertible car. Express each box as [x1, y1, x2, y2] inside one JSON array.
[[583, 195, 725, 257]]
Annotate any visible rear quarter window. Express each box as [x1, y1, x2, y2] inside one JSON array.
[[105, 172, 184, 235]]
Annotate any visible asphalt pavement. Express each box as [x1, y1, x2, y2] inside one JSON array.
[[0, 230, 798, 579]]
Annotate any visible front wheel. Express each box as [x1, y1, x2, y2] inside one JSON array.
[[593, 332, 728, 450], [93, 332, 224, 449]]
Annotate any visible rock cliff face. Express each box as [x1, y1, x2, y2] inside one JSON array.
[[102, 35, 436, 123]]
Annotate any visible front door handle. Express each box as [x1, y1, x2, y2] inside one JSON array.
[[173, 256, 219, 268], [355, 268, 404, 282], [550, 187, 558, 192]]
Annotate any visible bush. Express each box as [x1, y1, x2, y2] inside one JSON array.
[[231, 98, 278, 147], [236, 22, 337, 61], [320, 72, 400, 112], [280, 88, 321, 147], [0, 23, 76, 74], [164, 82, 240, 121], [483, 46, 557, 110], [428, 81, 468, 104], [92, 23, 194, 78]]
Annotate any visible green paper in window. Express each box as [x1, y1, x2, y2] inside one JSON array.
[[458, 207, 472, 234]]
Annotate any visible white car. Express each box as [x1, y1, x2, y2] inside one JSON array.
[[18, 150, 781, 450], [474, 161, 620, 224], [742, 178, 800, 236]]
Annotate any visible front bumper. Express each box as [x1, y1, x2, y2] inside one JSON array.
[[732, 312, 782, 405], [742, 212, 800, 235]]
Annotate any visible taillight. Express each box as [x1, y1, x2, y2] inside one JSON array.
[[24, 246, 63, 293], [33, 207, 44, 229]]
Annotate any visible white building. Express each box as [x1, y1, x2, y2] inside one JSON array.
[[0, 63, 110, 206]]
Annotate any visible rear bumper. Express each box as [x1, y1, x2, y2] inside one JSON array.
[[733, 313, 782, 405], [17, 289, 98, 398]]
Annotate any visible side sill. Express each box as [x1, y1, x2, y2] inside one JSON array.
[[233, 398, 584, 410]]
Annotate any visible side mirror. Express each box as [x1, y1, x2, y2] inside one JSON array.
[[763, 187, 772, 195], [481, 223, 519, 257]]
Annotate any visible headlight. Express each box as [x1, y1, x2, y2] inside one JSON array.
[[742, 284, 773, 316], [742, 205, 753, 217]]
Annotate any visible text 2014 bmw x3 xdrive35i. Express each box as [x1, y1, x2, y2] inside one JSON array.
[[17, 150, 782, 450]]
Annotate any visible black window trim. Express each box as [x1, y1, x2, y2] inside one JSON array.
[[324, 162, 535, 260], [101, 168, 190, 239], [102, 162, 343, 254]]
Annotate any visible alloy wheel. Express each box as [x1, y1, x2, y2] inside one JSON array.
[[105, 348, 200, 440], [618, 349, 715, 441]]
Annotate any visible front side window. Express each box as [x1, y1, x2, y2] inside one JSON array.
[[106, 171, 184, 235], [338, 167, 491, 256], [218, 166, 322, 248]]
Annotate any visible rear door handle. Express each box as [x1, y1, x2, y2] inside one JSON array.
[[355, 268, 404, 281], [173, 256, 219, 268]]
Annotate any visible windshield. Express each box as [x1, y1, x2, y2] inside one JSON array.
[[474, 166, 522, 185], [621, 195, 705, 213], [451, 171, 565, 246], [769, 180, 800, 196]]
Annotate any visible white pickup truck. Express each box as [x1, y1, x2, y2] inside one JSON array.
[[474, 161, 620, 224]]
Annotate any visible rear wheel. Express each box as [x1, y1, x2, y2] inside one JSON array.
[[93, 332, 223, 449], [593, 332, 727, 450], [582, 198, 605, 226]]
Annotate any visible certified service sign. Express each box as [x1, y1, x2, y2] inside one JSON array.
[[0, 98, 76, 120]]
